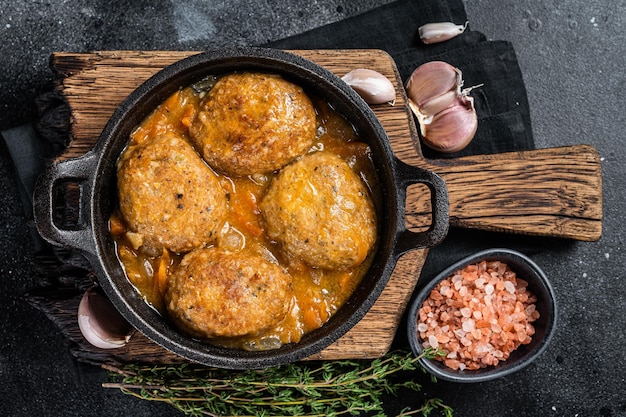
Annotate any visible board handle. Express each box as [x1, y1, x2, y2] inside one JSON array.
[[405, 144, 603, 241]]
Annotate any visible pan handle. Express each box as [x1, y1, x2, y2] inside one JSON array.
[[33, 151, 98, 255], [392, 157, 449, 258]]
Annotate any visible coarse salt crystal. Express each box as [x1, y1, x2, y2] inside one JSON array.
[[454, 329, 466, 338], [462, 318, 475, 332], [484, 294, 493, 306], [504, 280, 516, 294], [440, 285, 450, 297], [475, 342, 489, 354], [428, 335, 439, 349], [485, 284, 494, 295], [417, 322, 428, 332]]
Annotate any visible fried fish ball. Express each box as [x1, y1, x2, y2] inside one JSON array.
[[165, 247, 293, 339], [189, 72, 317, 176], [260, 151, 377, 270], [117, 132, 227, 254]]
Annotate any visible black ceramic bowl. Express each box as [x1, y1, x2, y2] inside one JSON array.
[[34, 47, 449, 369], [407, 248, 557, 382]]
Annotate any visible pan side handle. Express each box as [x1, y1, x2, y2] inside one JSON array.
[[392, 157, 450, 258], [33, 151, 99, 255]]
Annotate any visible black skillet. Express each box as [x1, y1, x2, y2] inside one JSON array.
[[33, 47, 449, 369]]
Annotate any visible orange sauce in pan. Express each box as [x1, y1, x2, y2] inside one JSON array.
[[110, 76, 379, 350]]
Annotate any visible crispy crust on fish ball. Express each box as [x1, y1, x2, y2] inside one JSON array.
[[189, 72, 317, 176], [117, 132, 227, 253], [165, 248, 293, 339], [260, 152, 377, 270]]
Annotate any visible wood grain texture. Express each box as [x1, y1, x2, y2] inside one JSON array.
[[408, 146, 603, 241], [45, 49, 602, 364]]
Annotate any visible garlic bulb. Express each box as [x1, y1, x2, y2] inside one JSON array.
[[78, 286, 134, 349], [406, 61, 480, 153], [341, 68, 396, 104], [418, 22, 468, 44]]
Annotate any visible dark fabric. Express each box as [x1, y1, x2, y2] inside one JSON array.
[[268, 0, 534, 159], [268, 0, 472, 53], [3, 0, 538, 299]]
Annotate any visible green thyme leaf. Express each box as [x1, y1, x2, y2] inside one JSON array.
[[103, 349, 452, 417]]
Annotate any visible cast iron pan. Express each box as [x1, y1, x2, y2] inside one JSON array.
[[34, 47, 449, 369]]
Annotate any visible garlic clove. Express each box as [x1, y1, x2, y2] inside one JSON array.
[[411, 89, 458, 121], [418, 21, 469, 44], [341, 68, 396, 104], [78, 286, 134, 349], [421, 96, 478, 153], [406, 61, 462, 114]]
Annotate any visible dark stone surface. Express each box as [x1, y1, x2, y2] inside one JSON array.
[[1, 1, 624, 416]]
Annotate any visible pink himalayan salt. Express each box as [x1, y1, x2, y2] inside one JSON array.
[[416, 260, 539, 371]]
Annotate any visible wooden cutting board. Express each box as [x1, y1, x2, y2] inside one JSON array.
[[40, 49, 602, 364]]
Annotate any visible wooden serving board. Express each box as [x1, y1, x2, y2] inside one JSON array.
[[41, 49, 602, 364]]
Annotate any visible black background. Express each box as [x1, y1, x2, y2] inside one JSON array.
[[1, 1, 624, 416]]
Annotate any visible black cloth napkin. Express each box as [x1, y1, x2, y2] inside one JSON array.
[[268, 0, 534, 159], [2, 0, 543, 309]]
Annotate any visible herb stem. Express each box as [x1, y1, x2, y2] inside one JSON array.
[[104, 349, 452, 417]]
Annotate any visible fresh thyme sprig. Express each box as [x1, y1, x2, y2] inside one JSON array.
[[103, 348, 452, 417]]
